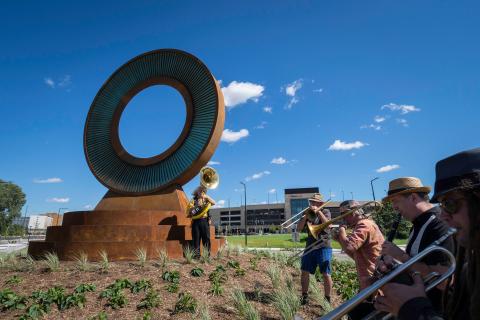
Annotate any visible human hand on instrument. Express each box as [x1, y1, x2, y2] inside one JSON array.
[[375, 254, 396, 275], [374, 271, 427, 316], [381, 241, 407, 261]]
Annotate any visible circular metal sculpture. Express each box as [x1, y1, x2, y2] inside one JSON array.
[[84, 49, 225, 195]]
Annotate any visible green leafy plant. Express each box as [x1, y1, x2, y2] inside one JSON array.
[[215, 264, 226, 272], [88, 310, 108, 320], [103, 289, 127, 309], [20, 303, 45, 320], [0, 288, 28, 311], [209, 279, 223, 296], [131, 279, 152, 293], [43, 252, 60, 272], [165, 283, 179, 293], [135, 247, 147, 267], [73, 251, 90, 271], [141, 311, 152, 320], [208, 270, 228, 284], [162, 270, 180, 283], [137, 289, 160, 310], [249, 256, 260, 270], [309, 276, 332, 315], [5, 274, 22, 286], [183, 245, 195, 264], [227, 260, 240, 269], [190, 267, 204, 277], [173, 292, 197, 314], [327, 259, 359, 300], [74, 283, 96, 294], [231, 288, 260, 320], [235, 267, 246, 277], [98, 250, 109, 273]]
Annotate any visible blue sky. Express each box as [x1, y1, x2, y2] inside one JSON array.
[[0, 1, 478, 214]]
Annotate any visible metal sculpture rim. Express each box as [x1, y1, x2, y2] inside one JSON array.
[[84, 49, 225, 195]]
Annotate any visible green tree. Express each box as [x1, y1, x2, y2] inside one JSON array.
[[0, 179, 26, 235], [373, 201, 411, 240]]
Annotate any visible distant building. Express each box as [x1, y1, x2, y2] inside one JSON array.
[[12, 215, 53, 230], [209, 187, 365, 235]]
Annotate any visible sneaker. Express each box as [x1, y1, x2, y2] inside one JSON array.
[[301, 294, 308, 305]]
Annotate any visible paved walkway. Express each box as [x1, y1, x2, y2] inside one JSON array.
[[0, 239, 29, 254]]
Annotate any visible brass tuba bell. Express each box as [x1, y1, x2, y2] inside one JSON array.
[[199, 166, 219, 189]]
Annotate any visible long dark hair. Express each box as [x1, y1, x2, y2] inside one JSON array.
[[445, 189, 480, 319]]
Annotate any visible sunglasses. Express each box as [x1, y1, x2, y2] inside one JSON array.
[[439, 197, 466, 215]]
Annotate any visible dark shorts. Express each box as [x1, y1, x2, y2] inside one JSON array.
[[301, 247, 332, 275]]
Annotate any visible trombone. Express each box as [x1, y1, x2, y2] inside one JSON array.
[[281, 199, 332, 229], [288, 201, 382, 262], [316, 228, 457, 320]]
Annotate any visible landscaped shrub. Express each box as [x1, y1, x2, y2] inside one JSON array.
[[135, 248, 147, 267], [43, 252, 60, 272], [137, 289, 160, 310], [231, 288, 260, 320], [98, 250, 109, 273], [190, 267, 205, 277], [173, 292, 197, 314]]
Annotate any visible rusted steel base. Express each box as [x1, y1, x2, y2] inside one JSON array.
[[28, 187, 226, 261]]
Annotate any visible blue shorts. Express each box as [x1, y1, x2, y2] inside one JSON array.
[[301, 247, 332, 275]]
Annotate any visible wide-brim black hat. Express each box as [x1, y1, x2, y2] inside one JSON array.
[[431, 147, 480, 203]]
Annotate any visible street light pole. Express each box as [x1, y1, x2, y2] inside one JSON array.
[[57, 207, 68, 226], [370, 177, 380, 201], [240, 182, 247, 247]]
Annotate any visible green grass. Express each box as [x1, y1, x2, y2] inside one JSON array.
[[226, 233, 407, 249]]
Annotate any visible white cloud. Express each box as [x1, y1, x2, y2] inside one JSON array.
[[376, 164, 400, 173], [396, 118, 409, 127], [269, 188, 276, 194], [351, 152, 356, 157], [284, 79, 303, 109], [221, 129, 249, 143], [84, 204, 93, 210], [374, 116, 386, 123], [263, 106, 272, 113], [254, 121, 267, 129], [44, 78, 55, 88], [213, 200, 226, 208], [47, 197, 70, 203], [271, 157, 287, 165], [34, 177, 63, 184], [221, 81, 264, 108], [207, 161, 221, 166], [313, 88, 324, 93], [382, 103, 420, 115], [285, 79, 303, 96], [328, 140, 368, 151], [361, 124, 382, 131], [245, 171, 271, 182], [44, 75, 72, 90]]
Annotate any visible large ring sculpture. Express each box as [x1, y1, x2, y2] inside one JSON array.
[[84, 49, 225, 195]]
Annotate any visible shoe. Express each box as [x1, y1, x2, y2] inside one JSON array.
[[301, 294, 308, 305]]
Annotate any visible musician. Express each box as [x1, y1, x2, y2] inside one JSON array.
[[374, 148, 480, 319], [377, 177, 455, 311], [333, 200, 385, 319], [189, 186, 216, 258], [297, 193, 333, 305]]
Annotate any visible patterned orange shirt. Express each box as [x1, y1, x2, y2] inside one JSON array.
[[345, 218, 385, 289]]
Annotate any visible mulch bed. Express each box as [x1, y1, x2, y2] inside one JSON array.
[[1, 251, 343, 319]]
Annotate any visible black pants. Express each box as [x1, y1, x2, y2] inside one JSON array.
[[192, 218, 211, 257]]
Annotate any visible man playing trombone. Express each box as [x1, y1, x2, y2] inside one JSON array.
[[376, 177, 455, 312], [335, 200, 385, 319], [297, 193, 333, 305]]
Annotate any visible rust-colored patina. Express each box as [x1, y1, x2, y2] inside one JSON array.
[[28, 49, 226, 260]]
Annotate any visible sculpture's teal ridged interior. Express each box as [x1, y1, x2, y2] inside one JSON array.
[[85, 50, 217, 194]]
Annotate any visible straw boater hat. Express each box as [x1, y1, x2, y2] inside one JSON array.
[[383, 177, 431, 202], [308, 193, 324, 203]]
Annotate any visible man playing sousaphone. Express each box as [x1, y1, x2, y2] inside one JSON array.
[[334, 200, 385, 319], [188, 185, 216, 258], [297, 193, 333, 305]]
